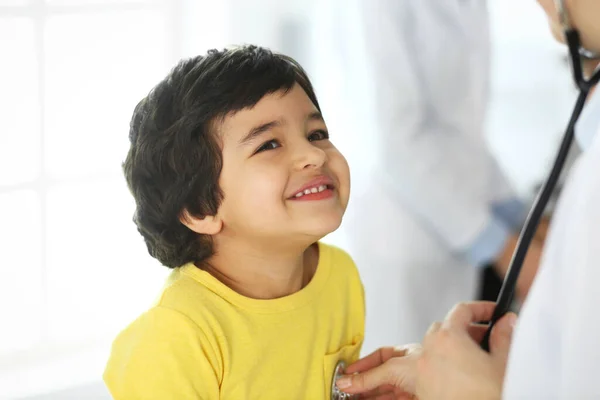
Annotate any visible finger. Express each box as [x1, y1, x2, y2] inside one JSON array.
[[356, 384, 398, 398], [489, 312, 517, 367], [358, 389, 415, 400], [467, 323, 489, 343], [357, 394, 393, 400], [345, 347, 401, 374], [359, 393, 400, 400], [422, 321, 441, 349], [444, 301, 497, 330], [356, 388, 394, 399], [336, 359, 412, 394], [425, 321, 442, 337], [361, 391, 417, 400]]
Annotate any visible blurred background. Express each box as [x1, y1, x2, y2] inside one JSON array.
[[0, 0, 577, 398]]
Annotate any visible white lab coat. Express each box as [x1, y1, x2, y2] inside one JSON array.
[[503, 94, 600, 397], [311, 0, 521, 352]]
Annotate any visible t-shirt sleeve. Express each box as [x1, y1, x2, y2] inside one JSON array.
[[103, 306, 221, 400]]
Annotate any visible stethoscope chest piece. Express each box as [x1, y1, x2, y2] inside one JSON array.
[[331, 361, 357, 400]]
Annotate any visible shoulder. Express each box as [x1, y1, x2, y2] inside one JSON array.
[[109, 270, 228, 369], [317, 242, 366, 333], [319, 242, 356, 267], [113, 305, 202, 338], [155, 265, 229, 328], [104, 306, 222, 398], [108, 306, 221, 360], [319, 242, 362, 283], [113, 267, 233, 360]]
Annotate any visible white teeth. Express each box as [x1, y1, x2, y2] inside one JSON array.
[[294, 184, 330, 198]]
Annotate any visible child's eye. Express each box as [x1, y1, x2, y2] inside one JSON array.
[[254, 139, 281, 154], [308, 129, 329, 142]]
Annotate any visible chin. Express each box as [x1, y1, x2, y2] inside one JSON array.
[[303, 213, 344, 238]]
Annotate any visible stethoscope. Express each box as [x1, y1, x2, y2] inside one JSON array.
[[331, 361, 356, 400], [481, 0, 600, 350], [331, 1, 600, 397]]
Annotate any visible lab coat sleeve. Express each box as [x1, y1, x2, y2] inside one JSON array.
[[103, 306, 221, 399], [359, 0, 520, 260], [465, 216, 511, 267], [465, 197, 529, 266], [492, 197, 528, 233]]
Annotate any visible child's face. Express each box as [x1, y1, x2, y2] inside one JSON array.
[[215, 83, 350, 245]]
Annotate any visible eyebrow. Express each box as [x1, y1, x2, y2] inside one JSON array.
[[238, 111, 325, 146], [239, 120, 282, 146], [307, 111, 324, 124]]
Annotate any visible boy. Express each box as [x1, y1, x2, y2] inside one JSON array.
[[103, 45, 365, 399]]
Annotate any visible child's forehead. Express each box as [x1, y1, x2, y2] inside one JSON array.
[[215, 85, 320, 140]]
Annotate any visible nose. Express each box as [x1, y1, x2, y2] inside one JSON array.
[[292, 139, 327, 170]]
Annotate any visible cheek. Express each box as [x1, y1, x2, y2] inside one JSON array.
[[221, 162, 288, 218], [327, 150, 351, 203], [245, 161, 287, 192]]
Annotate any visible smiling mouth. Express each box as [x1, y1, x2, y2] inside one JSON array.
[[291, 184, 335, 199]]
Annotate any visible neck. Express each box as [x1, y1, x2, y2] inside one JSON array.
[[200, 238, 320, 300]]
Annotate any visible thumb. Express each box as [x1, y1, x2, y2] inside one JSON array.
[[335, 359, 413, 395], [489, 312, 517, 368]]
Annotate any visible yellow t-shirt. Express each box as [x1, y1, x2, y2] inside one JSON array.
[[103, 242, 365, 399]]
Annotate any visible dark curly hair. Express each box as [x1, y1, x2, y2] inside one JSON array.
[[123, 45, 321, 268]]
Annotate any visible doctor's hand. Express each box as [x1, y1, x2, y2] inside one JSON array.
[[415, 302, 517, 400], [335, 344, 421, 399], [336, 302, 517, 400]]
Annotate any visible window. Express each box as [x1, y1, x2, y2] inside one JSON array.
[[0, 0, 183, 397]]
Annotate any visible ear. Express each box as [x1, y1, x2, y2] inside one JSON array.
[[179, 209, 223, 235]]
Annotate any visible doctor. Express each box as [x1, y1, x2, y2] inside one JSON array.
[[322, 0, 544, 353], [335, 0, 600, 398]]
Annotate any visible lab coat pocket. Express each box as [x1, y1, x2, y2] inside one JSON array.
[[323, 335, 363, 399]]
